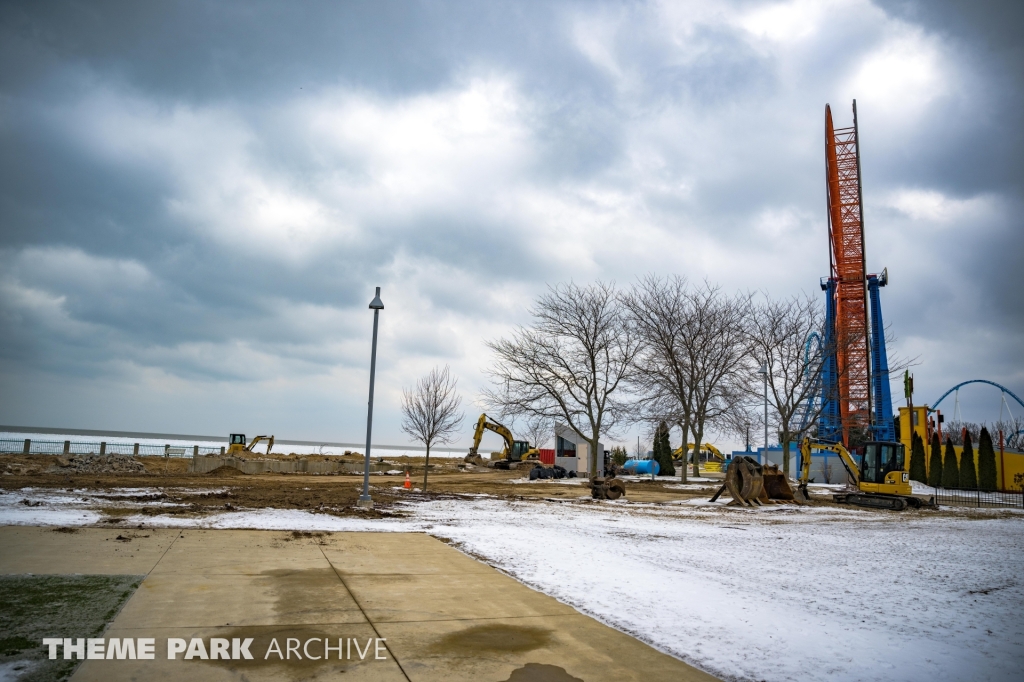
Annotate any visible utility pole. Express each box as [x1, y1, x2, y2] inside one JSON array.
[[759, 364, 768, 462], [358, 287, 384, 509]]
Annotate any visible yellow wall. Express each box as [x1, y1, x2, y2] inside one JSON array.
[[897, 406, 1024, 491], [897, 406, 930, 454]]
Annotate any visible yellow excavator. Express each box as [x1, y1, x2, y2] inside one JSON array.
[[673, 443, 726, 469], [797, 437, 929, 510], [226, 433, 275, 456], [464, 414, 539, 468]]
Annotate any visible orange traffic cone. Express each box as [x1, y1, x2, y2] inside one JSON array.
[[404, 471, 412, 490]]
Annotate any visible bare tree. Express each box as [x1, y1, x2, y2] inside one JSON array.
[[621, 275, 696, 482], [744, 294, 824, 477], [714, 394, 764, 453], [483, 281, 640, 479], [521, 415, 553, 451], [945, 417, 1024, 449], [622, 276, 752, 480], [400, 365, 465, 493], [995, 416, 1024, 450], [743, 292, 915, 476], [676, 282, 752, 479]]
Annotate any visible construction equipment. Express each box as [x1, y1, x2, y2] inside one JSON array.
[[589, 476, 627, 500], [673, 443, 724, 463], [797, 437, 929, 510], [675, 442, 727, 472], [710, 457, 797, 506], [463, 414, 539, 468], [226, 434, 275, 456]]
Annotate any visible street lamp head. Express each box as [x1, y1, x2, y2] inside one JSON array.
[[758, 363, 768, 376], [369, 286, 384, 310]]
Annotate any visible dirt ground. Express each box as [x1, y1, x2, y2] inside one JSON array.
[[0, 453, 730, 520]]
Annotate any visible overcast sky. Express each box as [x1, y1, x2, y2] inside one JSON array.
[[1, 0, 1021, 451]]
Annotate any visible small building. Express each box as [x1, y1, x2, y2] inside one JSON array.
[[555, 424, 604, 477]]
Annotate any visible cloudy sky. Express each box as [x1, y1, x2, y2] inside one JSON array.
[[1, 0, 1021, 450]]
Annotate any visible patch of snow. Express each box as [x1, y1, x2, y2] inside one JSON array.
[[663, 483, 720, 491], [910, 480, 939, 495], [806, 482, 850, 491], [409, 499, 1024, 682], [2, 488, 1022, 681], [0, 492, 102, 525]]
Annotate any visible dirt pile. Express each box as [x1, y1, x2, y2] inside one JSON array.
[[207, 465, 248, 476], [47, 454, 148, 475]]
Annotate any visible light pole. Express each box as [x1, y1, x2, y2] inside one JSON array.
[[758, 363, 768, 463], [357, 287, 384, 509]]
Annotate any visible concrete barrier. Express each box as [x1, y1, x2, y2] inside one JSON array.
[[190, 455, 393, 475]]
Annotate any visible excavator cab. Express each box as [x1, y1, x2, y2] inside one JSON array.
[[509, 440, 533, 462], [857, 441, 910, 495], [226, 433, 247, 455]]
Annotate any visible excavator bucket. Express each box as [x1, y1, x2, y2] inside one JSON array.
[[760, 464, 796, 501], [721, 456, 764, 506], [711, 458, 805, 506], [589, 477, 627, 500]]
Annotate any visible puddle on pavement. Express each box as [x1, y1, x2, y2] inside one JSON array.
[[260, 567, 358, 620], [430, 623, 552, 654], [501, 662, 585, 682]]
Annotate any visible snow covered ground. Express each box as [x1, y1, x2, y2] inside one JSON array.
[[2, 489, 1022, 682]]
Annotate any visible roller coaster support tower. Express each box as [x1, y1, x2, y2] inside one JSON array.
[[867, 271, 894, 441], [818, 101, 895, 446]]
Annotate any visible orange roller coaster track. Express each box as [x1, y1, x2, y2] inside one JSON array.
[[825, 101, 871, 446]]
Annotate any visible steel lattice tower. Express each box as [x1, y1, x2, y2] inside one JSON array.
[[825, 102, 871, 446]]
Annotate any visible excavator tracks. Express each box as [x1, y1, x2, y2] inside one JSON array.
[[832, 493, 923, 511]]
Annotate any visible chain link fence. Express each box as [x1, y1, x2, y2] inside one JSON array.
[[0, 438, 222, 458]]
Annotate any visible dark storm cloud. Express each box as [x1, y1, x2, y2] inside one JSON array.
[[871, 0, 1024, 192], [0, 0, 1020, 439]]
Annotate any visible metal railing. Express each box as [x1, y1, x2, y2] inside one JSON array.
[[932, 486, 1023, 509], [0, 438, 222, 458]]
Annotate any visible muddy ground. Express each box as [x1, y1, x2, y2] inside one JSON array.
[[0, 453, 730, 521]]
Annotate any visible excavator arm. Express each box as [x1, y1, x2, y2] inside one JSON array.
[[246, 435, 275, 455], [468, 414, 513, 459], [798, 437, 860, 488], [676, 443, 724, 461], [465, 414, 540, 466]]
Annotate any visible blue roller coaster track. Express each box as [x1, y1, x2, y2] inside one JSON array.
[[931, 380, 1024, 449], [930, 380, 1024, 414], [794, 331, 823, 435]]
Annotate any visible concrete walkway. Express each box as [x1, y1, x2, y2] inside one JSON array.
[[1, 526, 719, 681]]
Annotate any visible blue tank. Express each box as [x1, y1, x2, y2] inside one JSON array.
[[622, 459, 660, 475]]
